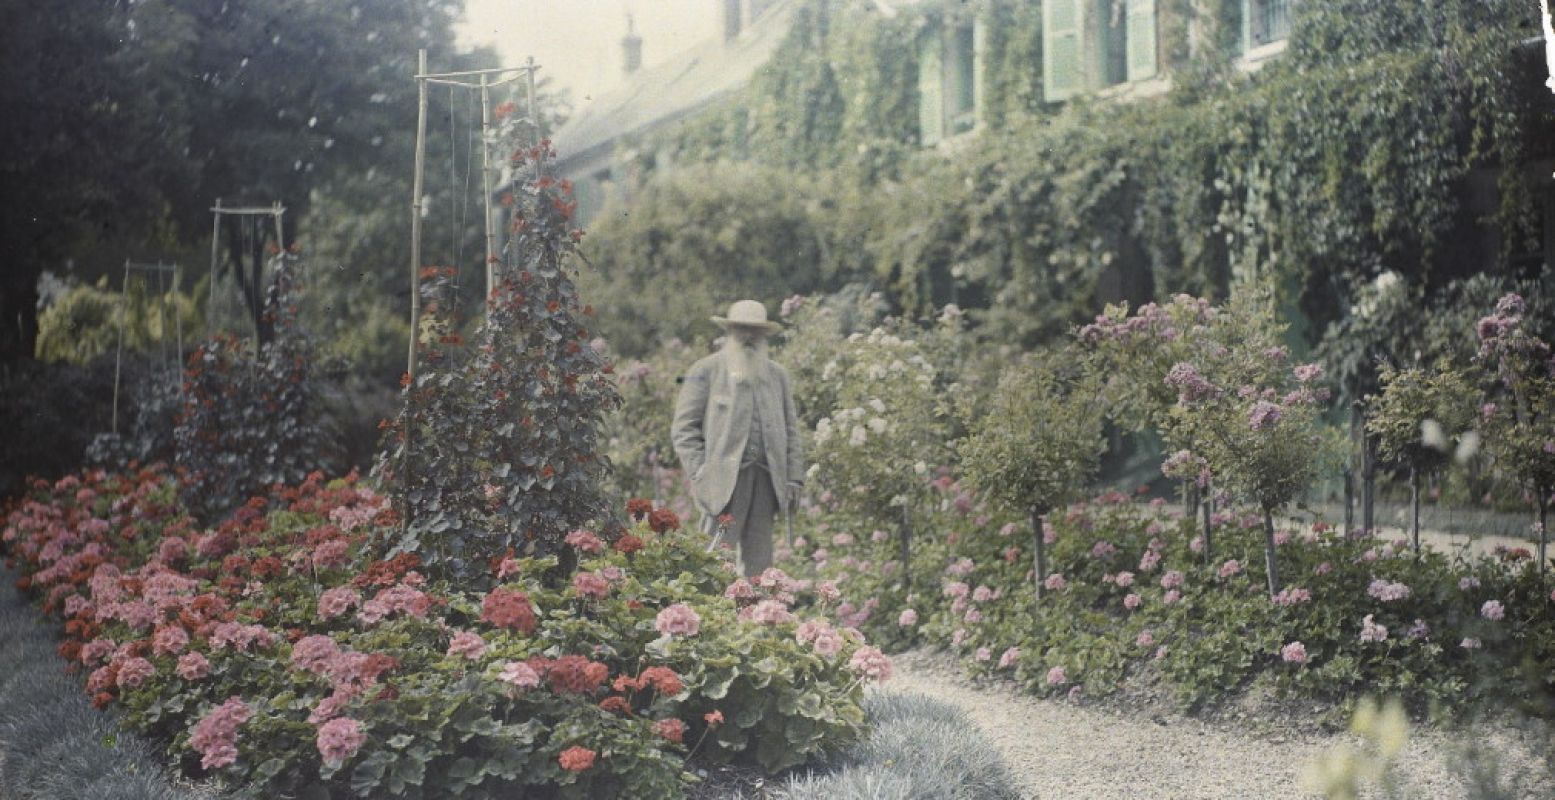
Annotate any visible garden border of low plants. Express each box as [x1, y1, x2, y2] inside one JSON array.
[[0, 564, 226, 800]]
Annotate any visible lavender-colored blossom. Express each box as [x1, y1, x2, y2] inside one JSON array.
[[1248, 400, 1283, 431]]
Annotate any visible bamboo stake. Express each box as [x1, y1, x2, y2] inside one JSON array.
[[1201, 477, 1214, 562], [209, 198, 222, 330], [480, 72, 496, 307], [897, 502, 912, 589], [414, 65, 535, 80], [272, 202, 286, 255], [1031, 507, 1047, 600], [111, 259, 130, 435], [155, 263, 169, 374], [526, 57, 540, 155], [173, 263, 185, 382], [407, 48, 429, 380]]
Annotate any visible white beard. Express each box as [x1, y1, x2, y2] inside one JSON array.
[[723, 337, 768, 387]]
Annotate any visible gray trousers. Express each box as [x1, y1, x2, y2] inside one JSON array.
[[706, 464, 778, 577]]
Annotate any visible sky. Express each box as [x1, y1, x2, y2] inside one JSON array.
[[459, 0, 718, 111]]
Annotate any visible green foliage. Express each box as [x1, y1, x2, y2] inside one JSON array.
[[597, 0, 1544, 352], [376, 144, 621, 581], [958, 352, 1105, 516], [1366, 363, 1477, 476], [579, 162, 834, 356], [35, 276, 202, 367]]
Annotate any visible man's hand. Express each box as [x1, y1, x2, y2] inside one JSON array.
[[786, 481, 803, 509]]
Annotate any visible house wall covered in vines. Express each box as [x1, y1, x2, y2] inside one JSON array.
[[571, 0, 1551, 353]]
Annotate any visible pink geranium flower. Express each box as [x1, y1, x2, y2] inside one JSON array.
[[316, 717, 366, 766], [655, 603, 701, 636], [848, 646, 893, 682]]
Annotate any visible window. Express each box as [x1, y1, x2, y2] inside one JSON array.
[[919, 19, 985, 146], [1243, 0, 1292, 50], [1043, 0, 1157, 102]]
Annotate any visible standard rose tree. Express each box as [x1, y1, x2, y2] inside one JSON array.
[[958, 353, 1105, 599], [1366, 362, 1477, 553], [1473, 293, 1555, 574]]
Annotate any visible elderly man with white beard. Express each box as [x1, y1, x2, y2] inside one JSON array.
[[671, 300, 805, 576]]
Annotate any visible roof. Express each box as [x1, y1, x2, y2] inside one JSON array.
[[550, 1, 796, 171]]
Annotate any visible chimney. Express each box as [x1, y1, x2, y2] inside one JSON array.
[[622, 14, 643, 75]]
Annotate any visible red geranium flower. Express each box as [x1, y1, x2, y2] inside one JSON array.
[[625, 498, 653, 520], [647, 508, 680, 534], [480, 587, 537, 634], [558, 745, 596, 772], [653, 718, 686, 744]]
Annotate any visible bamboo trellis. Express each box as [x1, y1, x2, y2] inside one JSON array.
[[406, 50, 542, 382]]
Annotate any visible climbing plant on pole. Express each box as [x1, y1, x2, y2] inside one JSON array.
[[375, 140, 621, 582], [958, 352, 1104, 600]]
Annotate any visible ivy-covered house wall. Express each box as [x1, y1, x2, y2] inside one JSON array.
[[573, 0, 1550, 354]]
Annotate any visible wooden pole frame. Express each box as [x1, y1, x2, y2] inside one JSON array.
[[207, 201, 287, 343], [111, 259, 182, 435], [407, 52, 544, 333], [480, 73, 496, 306], [407, 49, 429, 380]]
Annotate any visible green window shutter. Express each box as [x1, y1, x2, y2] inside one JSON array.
[[1126, 0, 1157, 81], [1240, 0, 1253, 53], [919, 30, 945, 146], [1043, 0, 1083, 102], [972, 18, 986, 127]]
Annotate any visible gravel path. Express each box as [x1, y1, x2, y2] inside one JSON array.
[[873, 649, 1552, 800]]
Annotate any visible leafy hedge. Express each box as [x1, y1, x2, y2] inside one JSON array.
[[3, 468, 891, 799]]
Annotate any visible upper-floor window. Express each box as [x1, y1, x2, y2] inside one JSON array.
[[1044, 0, 1157, 103], [1243, 0, 1293, 51], [920, 19, 985, 146], [724, 0, 780, 41]]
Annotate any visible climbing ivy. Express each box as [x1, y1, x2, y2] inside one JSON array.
[[584, 0, 1548, 348]]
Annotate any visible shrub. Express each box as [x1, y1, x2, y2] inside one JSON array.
[[578, 162, 835, 357], [1473, 293, 1555, 572], [4, 468, 883, 799], [773, 693, 1023, 800], [175, 257, 339, 521]]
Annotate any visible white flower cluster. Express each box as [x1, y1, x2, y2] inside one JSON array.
[[814, 398, 892, 448]]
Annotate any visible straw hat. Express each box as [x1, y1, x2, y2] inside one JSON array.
[[711, 299, 782, 334]]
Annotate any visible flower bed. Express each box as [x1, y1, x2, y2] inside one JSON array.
[[3, 467, 888, 799], [775, 483, 1555, 716]]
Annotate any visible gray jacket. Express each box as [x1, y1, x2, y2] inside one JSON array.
[[670, 350, 804, 515]]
